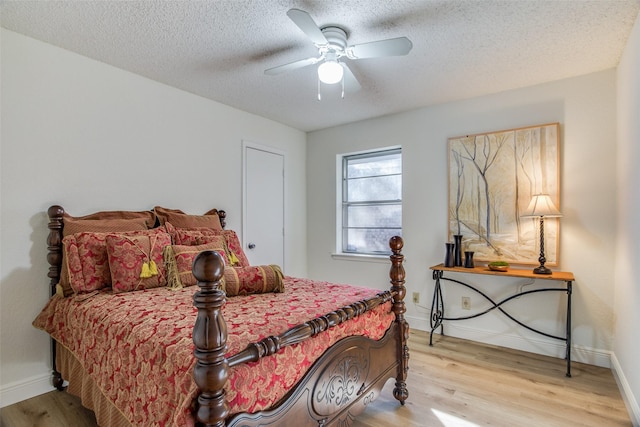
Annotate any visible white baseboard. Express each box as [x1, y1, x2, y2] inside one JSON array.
[[0, 373, 54, 408], [406, 314, 611, 368], [610, 352, 640, 426]]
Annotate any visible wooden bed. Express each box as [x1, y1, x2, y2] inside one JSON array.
[[40, 205, 409, 427]]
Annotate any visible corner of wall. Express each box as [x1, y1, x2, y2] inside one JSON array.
[[611, 352, 640, 426]]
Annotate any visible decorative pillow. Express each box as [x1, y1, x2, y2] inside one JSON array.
[[63, 228, 169, 294], [63, 232, 111, 294], [58, 212, 154, 296], [165, 223, 250, 267], [164, 222, 202, 245], [164, 240, 228, 289], [154, 206, 222, 230], [62, 211, 156, 236], [223, 265, 284, 297], [105, 230, 172, 294], [61, 236, 86, 294], [218, 230, 250, 267]]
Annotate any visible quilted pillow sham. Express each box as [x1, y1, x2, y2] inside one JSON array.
[[62, 213, 155, 237], [105, 231, 171, 294], [63, 228, 170, 294], [63, 233, 111, 295], [165, 222, 250, 267], [58, 215, 153, 297], [154, 206, 223, 230], [223, 265, 285, 297], [164, 240, 229, 289]]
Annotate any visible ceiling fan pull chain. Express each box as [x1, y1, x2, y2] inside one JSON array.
[[341, 76, 345, 99], [317, 78, 322, 101]]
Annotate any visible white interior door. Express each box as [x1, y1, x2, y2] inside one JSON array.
[[243, 143, 285, 269]]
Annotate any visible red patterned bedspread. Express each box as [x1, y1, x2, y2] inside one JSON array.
[[33, 277, 395, 426]]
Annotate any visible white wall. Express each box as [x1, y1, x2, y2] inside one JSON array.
[[0, 29, 307, 406], [308, 70, 618, 369], [614, 12, 640, 425]]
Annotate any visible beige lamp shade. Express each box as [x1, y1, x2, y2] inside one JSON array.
[[522, 194, 562, 218]]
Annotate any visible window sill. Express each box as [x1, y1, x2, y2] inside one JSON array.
[[331, 253, 391, 263]]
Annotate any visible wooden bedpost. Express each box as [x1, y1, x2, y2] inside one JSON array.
[[389, 236, 409, 404], [47, 205, 65, 391], [192, 250, 229, 427], [217, 210, 226, 229], [47, 205, 65, 294]]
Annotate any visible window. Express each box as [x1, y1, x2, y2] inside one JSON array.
[[339, 147, 402, 255]]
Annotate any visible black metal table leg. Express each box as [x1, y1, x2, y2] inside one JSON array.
[[429, 269, 444, 346], [566, 281, 572, 377]]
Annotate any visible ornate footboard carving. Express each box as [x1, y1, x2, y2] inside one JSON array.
[[227, 323, 401, 427], [192, 236, 408, 427]]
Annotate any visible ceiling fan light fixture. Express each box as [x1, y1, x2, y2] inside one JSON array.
[[318, 60, 343, 84], [266, 9, 412, 95]]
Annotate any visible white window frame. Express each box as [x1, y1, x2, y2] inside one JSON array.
[[333, 146, 402, 261]]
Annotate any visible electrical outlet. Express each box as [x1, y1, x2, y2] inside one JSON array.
[[462, 296, 471, 310], [412, 292, 420, 304]]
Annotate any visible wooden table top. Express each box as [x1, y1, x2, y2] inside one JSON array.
[[430, 264, 575, 282]]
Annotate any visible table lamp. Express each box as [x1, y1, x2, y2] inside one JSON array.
[[522, 194, 562, 274]]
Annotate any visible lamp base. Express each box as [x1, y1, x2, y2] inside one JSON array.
[[533, 265, 552, 275]]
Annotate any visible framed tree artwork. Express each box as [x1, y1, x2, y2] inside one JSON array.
[[448, 122, 560, 266]]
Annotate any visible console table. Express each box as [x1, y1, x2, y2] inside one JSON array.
[[429, 264, 575, 377]]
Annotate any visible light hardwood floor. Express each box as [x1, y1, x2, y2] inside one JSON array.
[[1, 330, 632, 427]]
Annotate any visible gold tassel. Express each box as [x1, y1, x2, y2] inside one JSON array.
[[229, 251, 240, 266], [271, 264, 285, 293], [149, 260, 158, 276], [140, 262, 152, 278], [164, 246, 182, 290]]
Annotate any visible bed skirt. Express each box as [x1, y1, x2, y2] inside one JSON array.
[[56, 343, 133, 427]]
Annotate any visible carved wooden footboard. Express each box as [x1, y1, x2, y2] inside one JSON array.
[[192, 236, 408, 427]]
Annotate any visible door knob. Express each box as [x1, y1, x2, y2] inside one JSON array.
[[248, 243, 256, 249]]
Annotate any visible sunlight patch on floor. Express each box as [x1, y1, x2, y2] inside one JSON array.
[[432, 409, 480, 427]]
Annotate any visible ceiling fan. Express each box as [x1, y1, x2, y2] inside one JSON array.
[[265, 9, 413, 99]]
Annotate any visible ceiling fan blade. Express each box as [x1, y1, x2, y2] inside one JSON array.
[[286, 9, 327, 46], [347, 37, 413, 59], [341, 63, 361, 92], [265, 57, 320, 75]]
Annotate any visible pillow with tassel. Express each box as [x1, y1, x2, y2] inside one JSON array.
[[105, 230, 171, 293], [165, 222, 250, 267], [164, 239, 228, 289]]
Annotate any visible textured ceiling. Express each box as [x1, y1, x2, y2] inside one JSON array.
[[2, 1, 639, 131]]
